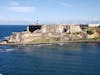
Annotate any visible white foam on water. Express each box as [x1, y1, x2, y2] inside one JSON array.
[[58, 43, 64, 46], [6, 49, 15, 52], [35, 44, 53, 47], [0, 73, 2, 75], [0, 48, 15, 52]]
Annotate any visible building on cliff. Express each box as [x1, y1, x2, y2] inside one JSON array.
[[88, 24, 100, 27], [27, 24, 65, 33], [6, 24, 84, 44], [67, 25, 82, 33], [27, 24, 82, 34]]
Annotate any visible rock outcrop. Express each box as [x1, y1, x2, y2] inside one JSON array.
[[1, 23, 100, 45], [87, 29, 100, 39], [3, 24, 88, 44], [67, 25, 82, 33]]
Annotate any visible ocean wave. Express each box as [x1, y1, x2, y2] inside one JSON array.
[[18, 44, 53, 47], [0, 48, 15, 52], [35, 44, 53, 47]]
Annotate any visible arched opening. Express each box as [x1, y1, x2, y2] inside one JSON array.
[[63, 28, 67, 33]]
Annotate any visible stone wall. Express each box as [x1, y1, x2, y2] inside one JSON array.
[[41, 25, 64, 33], [8, 32, 21, 43], [7, 24, 84, 44], [28, 24, 82, 34], [67, 25, 82, 33]]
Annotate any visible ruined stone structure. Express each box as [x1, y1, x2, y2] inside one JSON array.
[[1, 22, 100, 45], [41, 25, 65, 33], [6, 24, 85, 44], [87, 29, 100, 39], [27, 24, 82, 34], [67, 25, 82, 33]]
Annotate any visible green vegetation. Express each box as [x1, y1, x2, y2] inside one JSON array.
[[92, 37, 100, 40], [68, 32, 82, 34], [31, 39, 49, 43], [87, 30, 94, 35], [30, 38, 59, 44], [76, 32, 82, 34], [80, 37, 100, 41]]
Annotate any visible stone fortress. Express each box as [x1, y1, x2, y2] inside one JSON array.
[[2, 23, 100, 44]]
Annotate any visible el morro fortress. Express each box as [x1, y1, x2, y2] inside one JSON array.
[[0, 23, 100, 45]]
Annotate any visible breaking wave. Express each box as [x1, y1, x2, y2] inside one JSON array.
[[0, 48, 15, 52], [34, 43, 65, 46], [18, 44, 53, 47]]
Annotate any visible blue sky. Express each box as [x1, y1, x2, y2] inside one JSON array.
[[0, 0, 100, 25]]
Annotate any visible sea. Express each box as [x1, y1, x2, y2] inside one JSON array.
[[0, 25, 100, 75]]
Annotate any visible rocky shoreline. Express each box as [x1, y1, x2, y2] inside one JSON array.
[[0, 40, 100, 46], [0, 24, 100, 46]]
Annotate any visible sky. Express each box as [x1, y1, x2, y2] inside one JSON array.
[[0, 0, 100, 25]]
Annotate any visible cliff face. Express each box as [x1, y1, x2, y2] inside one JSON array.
[[41, 25, 64, 33], [8, 32, 21, 43], [67, 25, 82, 33], [27, 24, 83, 33], [6, 24, 85, 44], [87, 29, 100, 39]]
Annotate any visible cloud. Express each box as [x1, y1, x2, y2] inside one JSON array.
[[56, 1, 72, 7], [8, 6, 36, 13], [47, 0, 72, 7], [10, 1, 20, 6], [7, 1, 36, 13]]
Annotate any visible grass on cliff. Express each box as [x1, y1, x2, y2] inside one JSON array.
[[87, 30, 94, 35], [30, 38, 63, 44], [80, 37, 100, 41]]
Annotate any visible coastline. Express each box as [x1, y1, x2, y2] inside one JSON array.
[[0, 24, 100, 46], [0, 40, 100, 46]]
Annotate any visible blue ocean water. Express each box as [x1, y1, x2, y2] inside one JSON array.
[[0, 25, 27, 40], [0, 25, 100, 75]]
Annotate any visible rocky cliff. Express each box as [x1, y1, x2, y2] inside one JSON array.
[[5, 24, 86, 44]]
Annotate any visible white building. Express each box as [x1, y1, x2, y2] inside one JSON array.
[[88, 24, 100, 27]]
